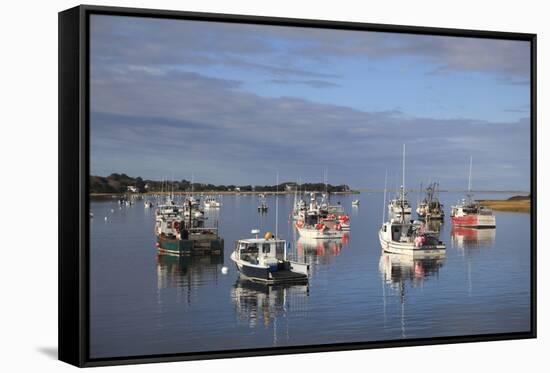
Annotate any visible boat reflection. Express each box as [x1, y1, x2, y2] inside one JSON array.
[[231, 279, 309, 328], [379, 251, 446, 288], [156, 254, 224, 291], [379, 251, 446, 338], [294, 235, 349, 265], [451, 226, 496, 250]]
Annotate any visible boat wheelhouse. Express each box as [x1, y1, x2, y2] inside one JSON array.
[[230, 230, 309, 283], [388, 186, 412, 220]]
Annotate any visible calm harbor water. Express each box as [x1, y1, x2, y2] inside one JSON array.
[[90, 192, 531, 358]]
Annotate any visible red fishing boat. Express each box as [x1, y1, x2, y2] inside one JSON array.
[[450, 157, 496, 228]]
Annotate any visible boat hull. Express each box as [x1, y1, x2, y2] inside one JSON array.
[[230, 252, 308, 283], [157, 235, 224, 256], [378, 230, 446, 256], [451, 214, 496, 228], [295, 224, 345, 239]]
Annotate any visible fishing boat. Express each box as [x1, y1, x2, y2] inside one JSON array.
[[450, 157, 496, 228], [352, 200, 360, 206], [230, 230, 309, 283], [144, 201, 154, 208], [416, 182, 444, 220], [379, 145, 446, 256], [295, 193, 346, 239], [155, 208, 222, 255], [451, 201, 496, 228], [258, 193, 268, 213], [379, 219, 446, 256], [203, 196, 221, 208]]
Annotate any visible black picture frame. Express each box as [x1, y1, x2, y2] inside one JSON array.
[[58, 4, 537, 367]]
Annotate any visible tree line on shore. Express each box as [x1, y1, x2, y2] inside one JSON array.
[[90, 173, 353, 194]]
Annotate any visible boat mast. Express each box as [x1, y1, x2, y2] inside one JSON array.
[[191, 172, 194, 198], [325, 168, 328, 199], [382, 169, 388, 224], [468, 156, 473, 194], [401, 144, 406, 222], [402, 144, 406, 202], [275, 171, 279, 239]]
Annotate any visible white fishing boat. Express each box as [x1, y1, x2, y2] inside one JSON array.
[[295, 193, 346, 239], [231, 175, 309, 283], [203, 196, 221, 208], [352, 200, 360, 206], [230, 230, 309, 283], [379, 219, 446, 256], [379, 145, 446, 256], [258, 193, 268, 213]]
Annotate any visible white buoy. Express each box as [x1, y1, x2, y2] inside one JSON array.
[[104, 216, 108, 221], [221, 266, 228, 274], [110, 208, 114, 213]]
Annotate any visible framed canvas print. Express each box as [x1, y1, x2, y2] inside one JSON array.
[[58, 5, 537, 367]]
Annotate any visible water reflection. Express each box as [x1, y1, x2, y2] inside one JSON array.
[[379, 251, 446, 288], [294, 236, 349, 265], [379, 251, 446, 338], [231, 279, 309, 328], [451, 227, 496, 250], [156, 254, 224, 291]]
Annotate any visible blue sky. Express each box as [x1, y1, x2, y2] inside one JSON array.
[[90, 15, 531, 190]]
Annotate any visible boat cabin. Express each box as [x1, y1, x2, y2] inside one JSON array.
[[235, 238, 286, 267]]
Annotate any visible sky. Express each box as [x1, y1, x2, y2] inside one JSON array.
[[89, 15, 531, 190]]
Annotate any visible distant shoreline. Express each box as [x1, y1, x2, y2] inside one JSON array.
[[89, 190, 360, 199], [478, 195, 531, 213]]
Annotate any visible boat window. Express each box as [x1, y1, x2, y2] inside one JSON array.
[[240, 244, 259, 263], [262, 243, 271, 254], [275, 242, 285, 260]]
